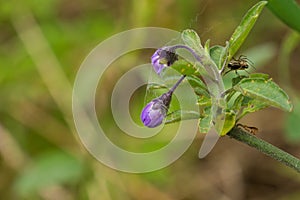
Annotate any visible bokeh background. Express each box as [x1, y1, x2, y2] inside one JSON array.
[[1, 0, 300, 199]]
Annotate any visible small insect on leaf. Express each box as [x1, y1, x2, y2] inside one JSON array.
[[224, 55, 254, 75]]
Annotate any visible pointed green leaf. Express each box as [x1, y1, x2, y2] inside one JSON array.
[[210, 45, 225, 69], [228, 1, 268, 59], [181, 29, 203, 54], [204, 39, 211, 54], [220, 41, 230, 70], [233, 78, 292, 112]]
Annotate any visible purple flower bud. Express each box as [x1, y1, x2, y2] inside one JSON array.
[[151, 47, 178, 75], [141, 75, 186, 128], [141, 92, 172, 128]]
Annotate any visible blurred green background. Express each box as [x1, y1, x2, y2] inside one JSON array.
[[1, 0, 300, 199]]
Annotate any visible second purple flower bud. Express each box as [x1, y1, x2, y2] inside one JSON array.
[[141, 75, 186, 128], [140, 92, 172, 128]]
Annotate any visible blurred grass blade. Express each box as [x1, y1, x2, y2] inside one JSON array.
[[285, 99, 300, 142], [14, 150, 85, 197], [267, 0, 300, 33], [228, 1, 268, 59], [278, 31, 300, 87], [11, 9, 73, 124]]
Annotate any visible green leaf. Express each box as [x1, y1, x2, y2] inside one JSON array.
[[238, 96, 269, 120], [165, 110, 200, 124], [267, 0, 300, 33], [199, 107, 213, 133], [220, 112, 236, 136], [187, 75, 207, 90], [233, 78, 292, 112], [231, 73, 269, 88], [225, 91, 242, 110], [204, 39, 211, 54], [181, 29, 203, 54], [231, 94, 269, 121], [14, 150, 86, 197], [249, 73, 270, 80], [228, 1, 268, 59], [210, 45, 225, 69], [171, 59, 203, 76], [180, 29, 223, 99], [186, 75, 211, 106], [186, 75, 210, 98], [181, 29, 227, 135], [232, 75, 248, 87], [231, 93, 244, 111], [220, 41, 230, 70], [197, 95, 212, 107]]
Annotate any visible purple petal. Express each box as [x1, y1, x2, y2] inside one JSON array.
[[140, 101, 165, 128]]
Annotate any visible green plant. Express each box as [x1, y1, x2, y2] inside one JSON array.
[[142, 1, 300, 172]]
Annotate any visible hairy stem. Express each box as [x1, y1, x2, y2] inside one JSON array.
[[227, 126, 300, 173]]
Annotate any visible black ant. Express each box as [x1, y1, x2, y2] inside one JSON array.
[[224, 55, 254, 76]]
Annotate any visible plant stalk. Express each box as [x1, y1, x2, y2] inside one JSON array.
[[227, 126, 300, 173]]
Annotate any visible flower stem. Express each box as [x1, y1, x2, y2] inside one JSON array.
[[169, 44, 223, 96], [227, 126, 300, 173], [170, 45, 203, 64], [170, 75, 186, 93]]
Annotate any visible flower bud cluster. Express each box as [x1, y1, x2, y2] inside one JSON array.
[[141, 51, 186, 127]]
